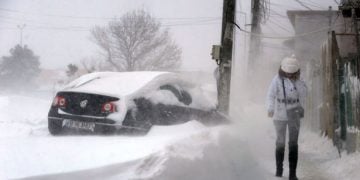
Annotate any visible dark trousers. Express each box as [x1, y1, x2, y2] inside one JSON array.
[[274, 119, 300, 178]]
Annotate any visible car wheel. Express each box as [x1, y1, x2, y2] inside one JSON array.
[[136, 120, 152, 135], [137, 105, 154, 134], [48, 119, 63, 135], [123, 107, 153, 135], [131, 114, 153, 135]]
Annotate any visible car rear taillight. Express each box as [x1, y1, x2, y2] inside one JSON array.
[[101, 102, 116, 113], [52, 96, 66, 108]]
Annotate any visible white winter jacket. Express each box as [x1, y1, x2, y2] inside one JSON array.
[[266, 75, 307, 121]]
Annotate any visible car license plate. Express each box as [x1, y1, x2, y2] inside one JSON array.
[[62, 119, 95, 132]]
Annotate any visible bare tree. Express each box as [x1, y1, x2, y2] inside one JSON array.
[[91, 10, 181, 72], [66, 64, 78, 77]]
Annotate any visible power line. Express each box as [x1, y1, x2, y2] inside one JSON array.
[[294, 0, 313, 10], [159, 17, 221, 21], [0, 15, 221, 31], [0, 18, 221, 32], [267, 18, 292, 33], [0, 7, 223, 32], [0, 7, 115, 20], [234, 22, 345, 39], [269, 2, 302, 9], [263, 22, 281, 35], [269, 0, 329, 11], [269, 9, 288, 18], [162, 20, 221, 27], [163, 18, 221, 25], [0, 14, 54, 26], [305, 0, 327, 8], [0, 7, 221, 22], [268, 8, 338, 24], [269, 14, 289, 19], [295, 0, 327, 10]]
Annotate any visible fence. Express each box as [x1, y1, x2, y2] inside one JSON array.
[[321, 31, 360, 153]]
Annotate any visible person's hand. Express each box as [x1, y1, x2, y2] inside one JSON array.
[[268, 111, 274, 118]]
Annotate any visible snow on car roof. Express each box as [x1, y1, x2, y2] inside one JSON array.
[[62, 71, 176, 97]]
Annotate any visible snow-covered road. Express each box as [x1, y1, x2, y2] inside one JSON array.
[[1, 94, 360, 180], [1, 123, 217, 179]]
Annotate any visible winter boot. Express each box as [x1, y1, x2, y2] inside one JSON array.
[[275, 146, 285, 177], [289, 145, 298, 180]]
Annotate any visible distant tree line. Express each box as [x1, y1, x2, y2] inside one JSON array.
[[0, 9, 182, 92], [0, 45, 40, 91]]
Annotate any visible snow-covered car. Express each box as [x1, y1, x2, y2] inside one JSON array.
[[48, 71, 227, 135]]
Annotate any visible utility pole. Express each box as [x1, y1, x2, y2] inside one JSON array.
[[17, 24, 26, 47], [248, 0, 262, 73], [212, 0, 236, 115], [238, 11, 248, 59], [328, 6, 333, 31]]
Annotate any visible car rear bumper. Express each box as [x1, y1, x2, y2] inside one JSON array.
[[48, 116, 148, 132]]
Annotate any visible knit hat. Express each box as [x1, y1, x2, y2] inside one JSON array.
[[281, 56, 300, 73]]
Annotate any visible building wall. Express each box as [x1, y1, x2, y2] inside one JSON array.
[[291, 11, 344, 130]]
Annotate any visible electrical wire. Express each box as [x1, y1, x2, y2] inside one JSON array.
[[0, 7, 115, 20], [269, 14, 289, 19], [162, 20, 221, 27], [269, 9, 288, 19], [0, 5, 223, 33], [0, 8, 222, 32], [267, 18, 293, 33], [294, 0, 313, 10], [305, 0, 327, 8], [0, 7, 221, 22], [300, 0, 328, 10], [0, 17, 221, 32], [263, 23, 280, 35], [268, 8, 338, 24], [268, 2, 301, 9], [234, 21, 345, 39], [0, 14, 54, 26]]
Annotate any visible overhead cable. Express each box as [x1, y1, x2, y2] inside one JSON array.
[[267, 18, 292, 33], [234, 22, 345, 39], [0, 7, 221, 21], [294, 0, 313, 10]]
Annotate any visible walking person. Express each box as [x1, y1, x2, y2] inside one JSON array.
[[266, 56, 307, 180]]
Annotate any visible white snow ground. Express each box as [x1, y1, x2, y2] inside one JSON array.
[[1, 94, 360, 180]]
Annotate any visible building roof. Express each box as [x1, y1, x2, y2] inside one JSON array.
[[287, 10, 339, 28]]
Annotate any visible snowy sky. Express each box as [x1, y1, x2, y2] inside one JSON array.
[[0, 0, 339, 72]]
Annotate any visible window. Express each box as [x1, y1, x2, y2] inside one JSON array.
[[159, 84, 192, 105]]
